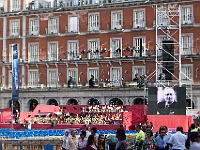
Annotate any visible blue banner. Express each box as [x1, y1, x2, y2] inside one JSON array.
[[12, 44, 19, 101]]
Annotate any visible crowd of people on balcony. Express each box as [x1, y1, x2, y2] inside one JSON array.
[[67, 73, 149, 88]]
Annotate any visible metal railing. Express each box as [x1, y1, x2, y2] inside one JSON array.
[[0, 139, 62, 150]]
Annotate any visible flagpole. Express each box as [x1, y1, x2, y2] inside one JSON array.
[[11, 99, 14, 138]]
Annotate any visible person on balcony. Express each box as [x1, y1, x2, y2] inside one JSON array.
[[89, 75, 95, 87], [68, 76, 75, 87]]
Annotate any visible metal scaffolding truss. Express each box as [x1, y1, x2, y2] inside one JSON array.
[[155, 3, 193, 107]]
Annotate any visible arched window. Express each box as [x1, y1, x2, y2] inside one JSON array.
[[47, 99, 58, 106], [67, 98, 78, 105], [133, 98, 147, 105], [88, 98, 99, 105], [109, 98, 123, 105], [9, 100, 20, 114], [29, 99, 38, 112]]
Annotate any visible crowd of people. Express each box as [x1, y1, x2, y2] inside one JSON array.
[[61, 122, 200, 150], [132, 123, 200, 150], [19, 105, 125, 127], [62, 126, 106, 150]]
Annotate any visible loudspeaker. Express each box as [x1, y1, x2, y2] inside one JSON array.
[[162, 40, 174, 80]]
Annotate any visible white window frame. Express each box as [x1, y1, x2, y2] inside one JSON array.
[[28, 70, 38, 87], [47, 69, 58, 87], [28, 43, 39, 62], [181, 65, 193, 83], [88, 39, 100, 59], [48, 17, 59, 34], [29, 18, 39, 35], [134, 9, 146, 28], [43, 1, 51, 8], [67, 68, 78, 85], [181, 5, 193, 25], [67, 40, 79, 60], [110, 38, 122, 58], [132, 66, 146, 79], [181, 33, 193, 55], [88, 13, 100, 31], [8, 70, 12, 89], [68, 15, 79, 33], [48, 41, 58, 61], [10, 19, 20, 37], [111, 11, 123, 30], [85, 0, 100, 5], [10, 0, 20, 12], [133, 36, 146, 57], [88, 68, 99, 85], [157, 7, 170, 26], [110, 67, 122, 87]]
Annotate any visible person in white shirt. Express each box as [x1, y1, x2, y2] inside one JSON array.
[[85, 125, 90, 139], [69, 129, 79, 150], [62, 129, 70, 150], [78, 131, 87, 150], [27, 120, 32, 130], [168, 126, 187, 150]]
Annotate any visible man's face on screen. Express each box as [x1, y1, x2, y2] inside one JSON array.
[[164, 88, 175, 104]]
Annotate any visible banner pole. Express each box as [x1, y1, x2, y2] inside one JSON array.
[[11, 99, 14, 138]]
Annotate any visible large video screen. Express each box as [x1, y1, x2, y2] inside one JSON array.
[[148, 87, 186, 115]]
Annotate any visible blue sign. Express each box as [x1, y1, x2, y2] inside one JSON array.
[[12, 44, 19, 101]]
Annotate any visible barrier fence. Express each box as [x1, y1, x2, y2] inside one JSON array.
[[0, 139, 62, 150], [0, 138, 136, 150]]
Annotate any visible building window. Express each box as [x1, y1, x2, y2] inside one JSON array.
[[67, 69, 78, 85], [182, 34, 193, 55], [29, 19, 39, 35], [47, 69, 58, 87], [10, 0, 20, 12], [110, 67, 122, 87], [28, 70, 38, 87], [88, 39, 100, 59], [85, 0, 100, 5], [157, 35, 167, 56], [88, 68, 99, 85], [181, 5, 193, 25], [48, 42, 58, 61], [10, 20, 20, 37], [157, 7, 169, 26], [9, 44, 19, 62], [110, 38, 122, 58], [132, 66, 145, 79], [111, 11, 122, 30], [68, 41, 79, 60], [68, 16, 78, 32], [66, 0, 80, 6], [43, 1, 51, 8], [8, 70, 12, 89], [48, 17, 59, 34], [28, 43, 39, 62], [88, 13, 100, 31], [134, 9, 145, 28], [181, 65, 193, 82], [133, 37, 146, 57]]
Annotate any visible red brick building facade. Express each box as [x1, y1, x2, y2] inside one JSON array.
[[0, 0, 199, 112]]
